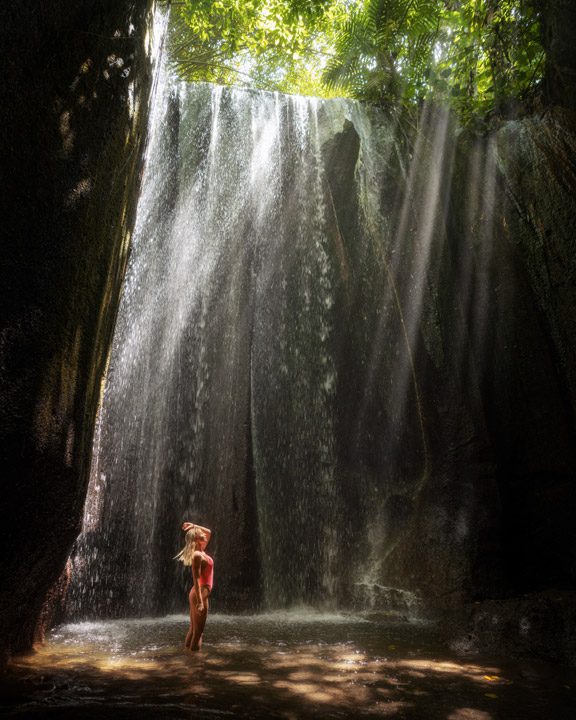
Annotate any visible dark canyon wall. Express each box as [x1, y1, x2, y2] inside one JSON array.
[[0, 0, 157, 663], [323, 105, 576, 612], [536, 0, 576, 110], [454, 111, 576, 597], [447, 110, 576, 660], [380, 111, 576, 603]]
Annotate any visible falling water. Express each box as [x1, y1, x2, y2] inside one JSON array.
[[69, 48, 468, 619]]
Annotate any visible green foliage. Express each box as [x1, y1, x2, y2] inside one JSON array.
[[322, 0, 442, 105], [166, 0, 544, 123], [167, 0, 339, 95], [429, 0, 544, 123]]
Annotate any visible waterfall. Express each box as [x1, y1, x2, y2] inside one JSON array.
[[69, 53, 463, 618]]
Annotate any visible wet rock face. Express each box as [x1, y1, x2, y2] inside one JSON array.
[[537, 0, 576, 109], [448, 590, 576, 664], [383, 108, 576, 607], [451, 111, 576, 597], [0, 0, 157, 661], [320, 106, 576, 608]]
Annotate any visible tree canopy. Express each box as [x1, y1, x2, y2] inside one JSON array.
[[167, 0, 544, 123]]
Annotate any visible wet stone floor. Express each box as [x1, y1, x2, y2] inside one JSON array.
[[1, 613, 575, 719]]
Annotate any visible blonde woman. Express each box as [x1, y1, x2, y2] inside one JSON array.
[[175, 521, 214, 651]]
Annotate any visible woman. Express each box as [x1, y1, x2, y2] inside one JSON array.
[[174, 521, 214, 651]]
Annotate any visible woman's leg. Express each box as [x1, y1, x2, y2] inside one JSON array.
[[185, 588, 195, 649], [190, 587, 209, 651]]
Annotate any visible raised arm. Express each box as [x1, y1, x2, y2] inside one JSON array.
[[182, 521, 212, 547]]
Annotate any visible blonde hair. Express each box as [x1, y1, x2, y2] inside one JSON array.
[[174, 528, 206, 566]]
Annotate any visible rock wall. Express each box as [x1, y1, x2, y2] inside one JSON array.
[[0, 0, 158, 663], [440, 110, 576, 661], [487, 111, 576, 593], [535, 0, 576, 110], [355, 106, 576, 609]]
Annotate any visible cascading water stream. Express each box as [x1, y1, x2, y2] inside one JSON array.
[[70, 51, 461, 620]]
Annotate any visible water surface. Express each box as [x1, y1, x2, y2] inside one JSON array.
[[2, 613, 575, 719]]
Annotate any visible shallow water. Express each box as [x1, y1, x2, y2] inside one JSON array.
[[2, 613, 575, 719]]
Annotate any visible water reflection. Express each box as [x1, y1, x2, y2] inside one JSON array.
[[3, 615, 575, 719]]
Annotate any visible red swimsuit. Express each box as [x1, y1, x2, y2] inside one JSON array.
[[196, 553, 214, 591]]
